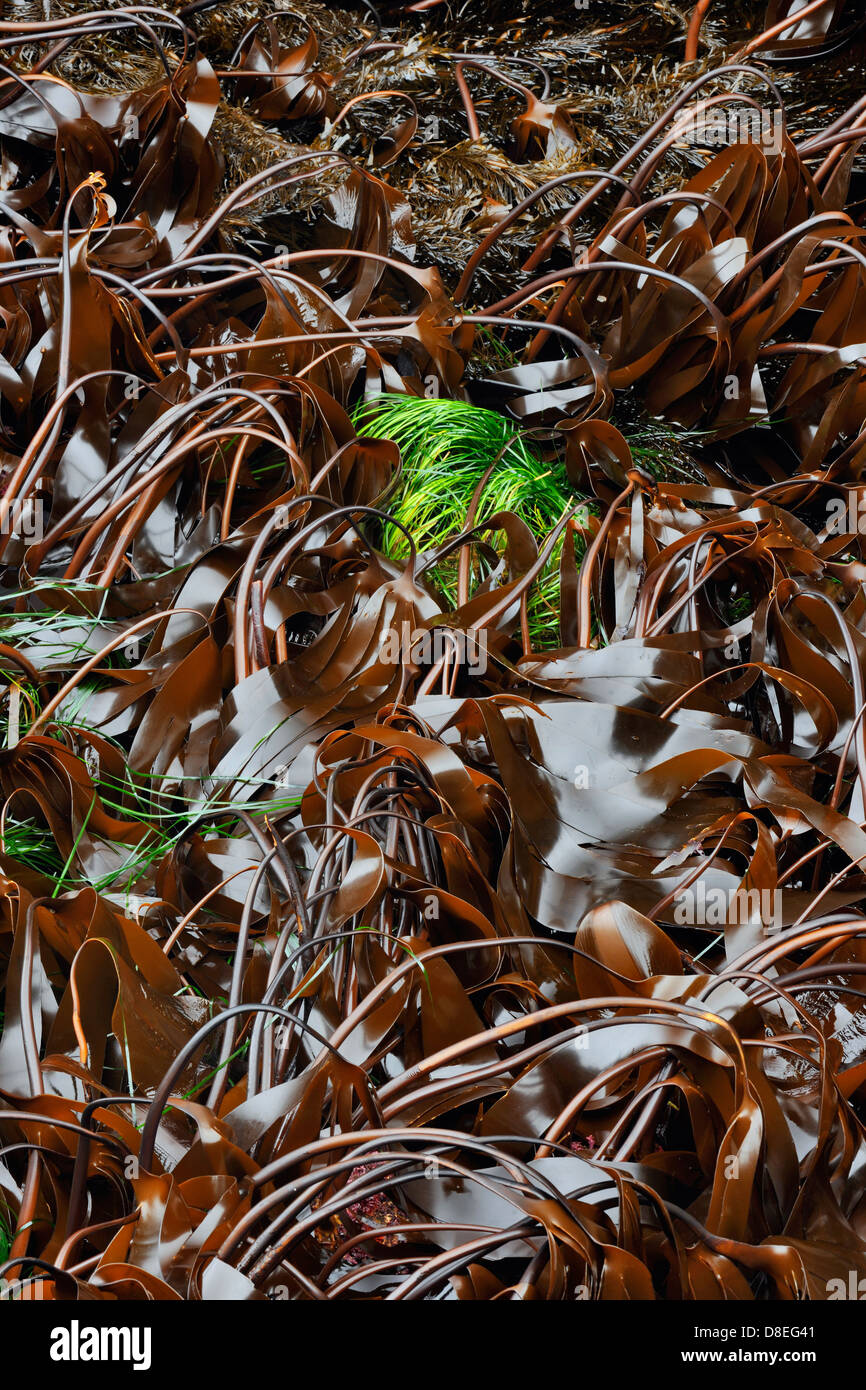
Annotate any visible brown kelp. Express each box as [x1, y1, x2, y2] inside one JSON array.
[[0, 0, 865, 1302]]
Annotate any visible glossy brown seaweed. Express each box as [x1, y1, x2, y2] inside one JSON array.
[[0, 0, 865, 1301]]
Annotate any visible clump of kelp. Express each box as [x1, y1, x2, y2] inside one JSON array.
[[1, 0, 866, 1302]]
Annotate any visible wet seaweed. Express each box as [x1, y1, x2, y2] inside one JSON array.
[[0, 0, 865, 1305]]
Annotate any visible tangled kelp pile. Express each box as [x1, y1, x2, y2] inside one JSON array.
[[1, 0, 866, 1304]]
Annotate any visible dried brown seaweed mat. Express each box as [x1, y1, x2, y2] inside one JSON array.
[[0, 0, 866, 1303]]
